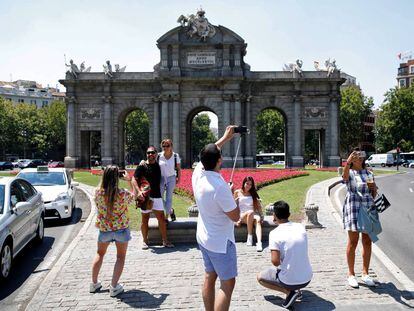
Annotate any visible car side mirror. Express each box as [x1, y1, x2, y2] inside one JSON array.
[[13, 202, 31, 215]]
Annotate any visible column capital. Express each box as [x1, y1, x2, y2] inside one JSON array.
[[66, 96, 77, 105], [152, 95, 161, 103], [102, 96, 112, 104], [222, 93, 239, 102], [240, 94, 252, 103]]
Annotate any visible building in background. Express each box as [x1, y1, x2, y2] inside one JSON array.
[[0, 80, 65, 108], [340, 72, 358, 88], [397, 54, 414, 88]]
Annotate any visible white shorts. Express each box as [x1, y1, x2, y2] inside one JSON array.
[[141, 198, 164, 214]]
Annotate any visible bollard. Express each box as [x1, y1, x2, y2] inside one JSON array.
[[304, 203, 323, 229], [187, 204, 199, 217], [265, 203, 274, 216]]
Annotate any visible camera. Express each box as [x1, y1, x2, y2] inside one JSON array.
[[234, 125, 250, 134], [118, 170, 127, 178]]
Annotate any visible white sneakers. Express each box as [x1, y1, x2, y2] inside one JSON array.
[[348, 274, 376, 288], [256, 242, 263, 252], [347, 275, 359, 288], [246, 235, 253, 246], [90, 281, 124, 297], [361, 274, 376, 287], [89, 281, 102, 293], [110, 283, 124, 297]]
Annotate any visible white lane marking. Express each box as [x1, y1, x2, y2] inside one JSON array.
[[410, 188, 413, 193]]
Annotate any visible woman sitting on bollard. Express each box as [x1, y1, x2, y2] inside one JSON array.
[[90, 165, 135, 297], [234, 176, 264, 251]]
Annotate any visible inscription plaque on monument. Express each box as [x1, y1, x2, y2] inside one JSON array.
[[187, 52, 216, 65]]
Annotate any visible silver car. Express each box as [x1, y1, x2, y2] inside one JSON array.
[[0, 176, 45, 281]]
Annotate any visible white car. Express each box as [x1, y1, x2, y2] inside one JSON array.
[[0, 176, 45, 280], [17, 167, 78, 221]]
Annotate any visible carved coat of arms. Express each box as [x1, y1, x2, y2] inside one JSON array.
[[177, 9, 216, 41]]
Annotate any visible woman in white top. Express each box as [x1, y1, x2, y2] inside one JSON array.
[[234, 176, 264, 251], [158, 139, 181, 222]]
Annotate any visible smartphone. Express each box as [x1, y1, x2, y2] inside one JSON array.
[[234, 125, 249, 134], [118, 170, 126, 178]]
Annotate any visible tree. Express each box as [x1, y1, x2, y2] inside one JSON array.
[[40, 101, 66, 160], [256, 109, 284, 153], [0, 98, 18, 159], [191, 113, 216, 161], [125, 109, 149, 164], [340, 86, 374, 155], [375, 86, 414, 152]]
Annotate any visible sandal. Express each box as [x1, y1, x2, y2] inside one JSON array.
[[162, 241, 174, 248], [142, 241, 149, 250]]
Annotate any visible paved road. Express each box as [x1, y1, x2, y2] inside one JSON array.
[[0, 189, 91, 311], [332, 169, 414, 281]]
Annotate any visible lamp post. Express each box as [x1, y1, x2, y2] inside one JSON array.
[[396, 146, 401, 171], [21, 130, 27, 159]]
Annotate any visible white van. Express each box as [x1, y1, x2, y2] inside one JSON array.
[[366, 153, 393, 167]]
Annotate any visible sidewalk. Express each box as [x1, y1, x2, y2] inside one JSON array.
[[25, 180, 414, 310]]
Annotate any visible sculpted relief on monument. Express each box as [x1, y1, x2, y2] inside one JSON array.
[[81, 108, 101, 120], [304, 107, 327, 119]]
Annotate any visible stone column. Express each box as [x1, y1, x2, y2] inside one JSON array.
[[244, 95, 254, 167], [328, 95, 341, 167], [161, 94, 170, 141], [64, 96, 78, 168], [222, 94, 232, 167], [101, 96, 113, 166], [153, 96, 160, 147], [172, 94, 180, 153], [233, 97, 243, 166], [292, 96, 304, 167]]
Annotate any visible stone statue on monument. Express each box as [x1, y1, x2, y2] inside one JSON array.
[[177, 8, 216, 41], [65, 59, 80, 79], [282, 59, 303, 77], [115, 64, 127, 72], [103, 60, 113, 78]]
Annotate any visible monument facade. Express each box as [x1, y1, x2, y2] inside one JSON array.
[[61, 9, 343, 168]]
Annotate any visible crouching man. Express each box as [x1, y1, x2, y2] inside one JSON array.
[[257, 200, 313, 309]]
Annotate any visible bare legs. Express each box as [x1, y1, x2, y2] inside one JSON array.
[[347, 231, 372, 276], [202, 271, 235, 311], [92, 241, 128, 287], [257, 273, 290, 295], [141, 210, 171, 245], [241, 211, 262, 243]]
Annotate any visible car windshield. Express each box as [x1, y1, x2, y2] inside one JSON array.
[[0, 185, 4, 214], [19, 172, 66, 186]]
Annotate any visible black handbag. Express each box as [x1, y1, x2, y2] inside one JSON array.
[[373, 194, 391, 213]]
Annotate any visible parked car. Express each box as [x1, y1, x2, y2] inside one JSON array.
[[409, 162, 414, 168], [366, 153, 394, 167], [0, 162, 14, 171], [48, 161, 64, 168], [0, 176, 45, 280], [15, 159, 31, 169], [17, 167, 78, 220], [24, 159, 47, 168], [403, 159, 414, 168]]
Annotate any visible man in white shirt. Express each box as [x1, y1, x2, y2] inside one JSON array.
[[192, 125, 240, 311], [257, 200, 313, 309]]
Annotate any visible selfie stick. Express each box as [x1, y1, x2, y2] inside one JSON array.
[[229, 135, 242, 185]]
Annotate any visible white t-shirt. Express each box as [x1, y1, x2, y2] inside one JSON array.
[[192, 162, 237, 253], [158, 152, 181, 177], [238, 195, 254, 214], [269, 222, 313, 285]]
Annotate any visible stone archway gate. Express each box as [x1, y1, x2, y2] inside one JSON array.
[[61, 10, 343, 169]]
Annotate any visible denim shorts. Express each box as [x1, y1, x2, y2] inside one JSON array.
[[258, 267, 310, 290], [98, 228, 131, 243], [199, 240, 238, 281]]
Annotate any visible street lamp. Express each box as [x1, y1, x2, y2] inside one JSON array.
[[396, 146, 401, 171], [21, 130, 27, 159]]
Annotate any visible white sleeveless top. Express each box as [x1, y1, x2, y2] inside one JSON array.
[[238, 195, 254, 213]]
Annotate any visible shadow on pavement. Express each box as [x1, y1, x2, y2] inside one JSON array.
[[264, 290, 336, 310], [44, 207, 83, 228], [149, 243, 198, 254], [366, 282, 414, 309], [117, 289, 168, 308], [0, 236, 55, 300]]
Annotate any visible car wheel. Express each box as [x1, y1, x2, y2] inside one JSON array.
[[35, 216, 44, 243], [0, 241, 13, 281], [381, 163, 385, 167]]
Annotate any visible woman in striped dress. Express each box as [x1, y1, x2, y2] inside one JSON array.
[[342, 148, 377, 289]]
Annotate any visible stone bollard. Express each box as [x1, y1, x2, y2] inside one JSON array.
[[187, 204, 199, 217], [265, 203, 274, 216], [337, 166, 343, 176], [303, 203, 323, 229]]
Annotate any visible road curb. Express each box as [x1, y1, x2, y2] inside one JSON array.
[[25, 184, 96, 311], [329, 179, 414, 299]]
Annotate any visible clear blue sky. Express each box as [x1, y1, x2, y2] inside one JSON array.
[[0, 0, 412, 107]]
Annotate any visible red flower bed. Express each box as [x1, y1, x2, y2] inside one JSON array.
[[175, 168, 308, 199]]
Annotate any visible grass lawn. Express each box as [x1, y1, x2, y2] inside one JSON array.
[[257, 170, 337, 221]]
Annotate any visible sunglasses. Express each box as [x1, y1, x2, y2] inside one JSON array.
[[146, 151, 156, 155], [162, 145, 171, 148]]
